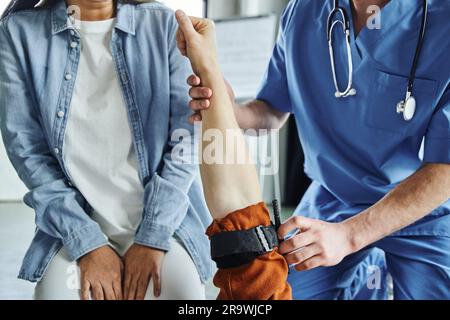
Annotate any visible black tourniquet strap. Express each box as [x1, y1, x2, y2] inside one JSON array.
[[211, 225, 280, 269]]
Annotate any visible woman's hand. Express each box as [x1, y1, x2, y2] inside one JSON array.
[[175, 10, 219, 76], [78, 246, 124, 300], [123, 244, 165, 300], [278, 216, 356, 271]]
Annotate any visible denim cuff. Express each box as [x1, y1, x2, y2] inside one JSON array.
[[135, 174, 190, 251], [62, 225, 108, 261], [134, 221, 174, 252]]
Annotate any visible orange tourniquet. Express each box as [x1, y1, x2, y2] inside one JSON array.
[[206, 202, 292, 300]]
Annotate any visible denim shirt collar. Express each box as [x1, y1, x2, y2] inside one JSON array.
[[51, 0, 135, 35]]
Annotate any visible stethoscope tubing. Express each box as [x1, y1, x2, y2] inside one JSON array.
[[327, 2, 356, 98], [407, 0, 428, 96], [327, 0, 428, 102]]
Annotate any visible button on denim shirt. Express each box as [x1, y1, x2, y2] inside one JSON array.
[[0, 0, 214, 283]]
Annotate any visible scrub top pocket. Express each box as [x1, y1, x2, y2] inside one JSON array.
[[365, 70, 438, 136]]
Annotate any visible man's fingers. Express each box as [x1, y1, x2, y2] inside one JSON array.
[[284, 244, 320, 266], [175, 10, 196, 38], [279, 231, 316, 255], [294, 256, 324, 272], [189, 113, 202, 124], [80, 279, 90, 300], [278, 216, 314, 240], [189, 87, 213, 99], [153, 272, 161, 298], [187, 74, 201, 86], [92, 282, 105, 300], [189, 99, 210, 111]]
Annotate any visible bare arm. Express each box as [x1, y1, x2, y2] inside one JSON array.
[[186, 75, 290, 131], [175, 12, 262, 219]]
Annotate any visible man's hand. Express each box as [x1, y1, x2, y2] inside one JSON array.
[[123, 244, 165, 300], [175, 10, 219, 76], [186, 74, 236, 124], [278, 216, 355, 271], [78, 246, 124, 300]]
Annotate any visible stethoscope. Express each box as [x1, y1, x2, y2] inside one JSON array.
[[326, 0, 428, 122]]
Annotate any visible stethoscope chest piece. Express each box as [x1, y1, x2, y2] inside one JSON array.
[[397, 95, 416, 122]]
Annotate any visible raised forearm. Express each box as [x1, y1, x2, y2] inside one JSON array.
[[197, 65, 262, 219], [174, 11, 263, 219], [345, 164, 450, 251], [198, 67, 241, 134]]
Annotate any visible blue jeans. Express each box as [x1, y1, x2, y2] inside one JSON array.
[[288, 236, 450, 300]]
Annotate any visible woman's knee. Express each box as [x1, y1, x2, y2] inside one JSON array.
[[146, 239, 205, 300], [34, 249, 81, 300]]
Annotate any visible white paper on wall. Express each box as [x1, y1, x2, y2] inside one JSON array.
[[215, 15, 278, 100]]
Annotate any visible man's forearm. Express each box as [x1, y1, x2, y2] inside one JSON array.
[[234, 99, 290, 131], [345, 164, 450, 252]]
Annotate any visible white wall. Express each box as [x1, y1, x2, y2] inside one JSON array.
[[161, 0, 204, 16], [239, 0, 288, 16], [0, 1, 8, 14], [208, 0, 238, 19], [207, 0, 289, 19]]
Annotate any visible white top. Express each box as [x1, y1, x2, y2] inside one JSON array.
[[64, 19, 144, 255]]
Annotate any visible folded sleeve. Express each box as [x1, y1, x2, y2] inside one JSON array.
[[423, 86, 450, 164]]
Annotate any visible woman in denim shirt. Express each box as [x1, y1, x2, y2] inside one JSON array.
[[0, 0, 214, 300]]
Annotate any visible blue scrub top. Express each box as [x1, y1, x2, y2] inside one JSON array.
[[257, 0, 450, 236]]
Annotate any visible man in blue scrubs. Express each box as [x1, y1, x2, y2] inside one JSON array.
[[187, 0, 450, 299]]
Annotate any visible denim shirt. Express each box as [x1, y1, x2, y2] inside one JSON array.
[[0, 0, 214, 283]]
